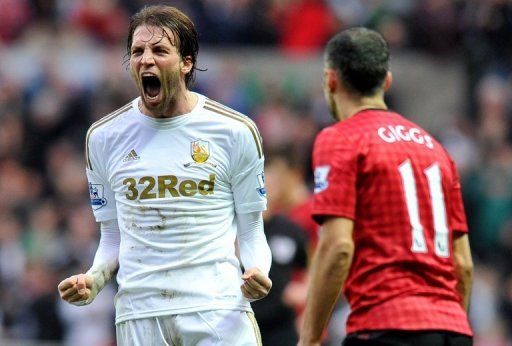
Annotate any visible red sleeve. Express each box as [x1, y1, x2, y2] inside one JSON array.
[[311, 127, 358, 224], [447, 157, 468, 233]]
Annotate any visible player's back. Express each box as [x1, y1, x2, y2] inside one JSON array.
[[313, 109, 471, 335]]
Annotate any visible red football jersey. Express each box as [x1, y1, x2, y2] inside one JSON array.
[[311, 109, 472, 336]]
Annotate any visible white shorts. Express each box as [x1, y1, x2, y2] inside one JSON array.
[[116, 310, 262, 346]]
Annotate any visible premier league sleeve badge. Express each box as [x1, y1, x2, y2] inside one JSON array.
[[89, 183, 107, 210]]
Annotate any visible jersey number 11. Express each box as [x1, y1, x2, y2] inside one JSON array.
[[398, 160, 449, 258]]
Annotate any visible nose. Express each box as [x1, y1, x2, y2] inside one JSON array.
[[141, 48, 155, 66]]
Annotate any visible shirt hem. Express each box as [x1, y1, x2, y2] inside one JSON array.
[[346, 325, 473, 337], [311, 208, 355, 224], [115, 303, 253, 325]]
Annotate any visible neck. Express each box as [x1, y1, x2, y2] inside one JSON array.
[[336, 92, 387, 121], [140, 90, 198, 118]]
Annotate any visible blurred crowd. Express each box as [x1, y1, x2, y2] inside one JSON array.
[[0, 0, 511, 345]]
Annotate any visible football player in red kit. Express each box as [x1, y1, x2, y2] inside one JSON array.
[[299, 27, 473, 346]]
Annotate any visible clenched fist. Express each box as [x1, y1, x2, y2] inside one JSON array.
[[58, 273, 94, 305], [241, 267, 272, 301]]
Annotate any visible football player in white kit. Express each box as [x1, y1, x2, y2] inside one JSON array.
[[57, 5, 272, 346]]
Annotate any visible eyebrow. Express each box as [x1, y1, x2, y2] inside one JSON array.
[[131, 42, 170, 50]]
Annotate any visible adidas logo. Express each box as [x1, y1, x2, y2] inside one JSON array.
[[123, 149, 140, 162]]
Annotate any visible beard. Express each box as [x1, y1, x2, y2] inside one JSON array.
[[132, 67, 182, 117]]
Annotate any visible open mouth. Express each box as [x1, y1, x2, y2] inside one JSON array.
[[142, 74, 161, 99]]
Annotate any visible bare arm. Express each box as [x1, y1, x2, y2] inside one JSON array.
[[453, 232, 473, 311], [299, 217, 354, 346]]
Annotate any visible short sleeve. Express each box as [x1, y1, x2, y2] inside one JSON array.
[[311, 127, 358, 224], [86, 130, 117, 222], [447, 157, 468, 233], [231, 124, 267, 214]]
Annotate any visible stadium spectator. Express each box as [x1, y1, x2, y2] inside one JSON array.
[[270, 0, 340, 54], [12, 262, 64, 341], [23, 200, 66, 267], [264, 145, 319, 251], [407, 0, 460, 55], [461, 0, 512, 120], [68, 0, 129, 45], [252, 212, 308, 346], [57, 5, 272, 345], [463, 75, 512, 259], [192, 0, 278, 46], [299, 28, 473, 346], [0, 0, 32, 43]]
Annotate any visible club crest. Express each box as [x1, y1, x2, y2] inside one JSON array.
[[184, 139, 217, 168], [191, 139, 210, 163], [183, 139, 217, 168]]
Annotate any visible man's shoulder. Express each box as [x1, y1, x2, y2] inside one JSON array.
[[85, 101, 135, 169], [87, 100, 135, 139], [202, 97, 262, 155], [202, 97, 258, 132], [315, 123, 351, 148]]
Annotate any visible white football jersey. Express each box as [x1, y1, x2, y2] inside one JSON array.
[[85, 93, 267, 324]]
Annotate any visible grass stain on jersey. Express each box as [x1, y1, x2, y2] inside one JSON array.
[[160, 289, 178, 300]]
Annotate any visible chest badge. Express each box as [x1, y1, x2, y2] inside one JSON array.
[[184, 139, 217, 168], [192, 139, 210, 163]]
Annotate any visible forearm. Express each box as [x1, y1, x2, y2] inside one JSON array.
[[86, 219, 120, 298], [236, 211, 271, 276], [301, 239, 353, 343], [455, 270, 472, 311], [453, 233, 473, 311]]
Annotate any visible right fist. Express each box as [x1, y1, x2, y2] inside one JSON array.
[[58, 274, 94, 305]]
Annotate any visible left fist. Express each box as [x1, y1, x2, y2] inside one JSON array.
[[241, 267, 272, 301]]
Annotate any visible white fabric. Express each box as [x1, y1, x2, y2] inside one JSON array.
[[237, 211, 272, 276], [116, 310, 261, 346], [85, 93, 267, 324], [81, 219, 120, 304], [90, 219, 120, 272]]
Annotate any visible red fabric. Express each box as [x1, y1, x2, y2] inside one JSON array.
[[311, 109, 472, 336], [277, 0, 338, 54], [0, 0, 31, 42], [72, 6, 127, 43]]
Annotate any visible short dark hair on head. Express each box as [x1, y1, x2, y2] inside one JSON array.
[[325, 27, 390, 96], [127, 5, 199, 87]]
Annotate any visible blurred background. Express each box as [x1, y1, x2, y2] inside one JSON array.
[[0, 0, 511, 345]]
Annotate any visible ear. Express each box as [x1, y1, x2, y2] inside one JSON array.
[[181, 56, 193, 75], [324, 69, 338, 93], [383, 71, 392, 92]]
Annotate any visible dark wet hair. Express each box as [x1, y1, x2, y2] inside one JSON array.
[[127, 5, 199, 87], [325, 27, 390, 96]]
